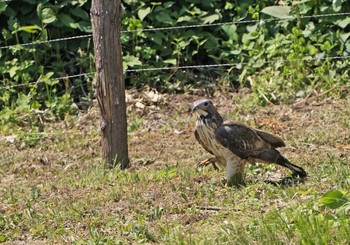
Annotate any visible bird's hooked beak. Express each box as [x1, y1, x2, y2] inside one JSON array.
[[191, 105, 199, 113], [192, 100, 212, 116], [192, 104, 209, 117]]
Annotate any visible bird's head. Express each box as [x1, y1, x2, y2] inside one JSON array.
[[192, 99, 217, 117]]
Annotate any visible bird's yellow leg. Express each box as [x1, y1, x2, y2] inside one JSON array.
[[196, 157, 219, 170]]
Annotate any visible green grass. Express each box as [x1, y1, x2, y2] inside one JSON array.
[[1, 95, 350, 244]]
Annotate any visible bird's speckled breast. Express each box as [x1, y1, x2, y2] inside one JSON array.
[[196, 118, 228, 158], [196, 115, 246, 179]]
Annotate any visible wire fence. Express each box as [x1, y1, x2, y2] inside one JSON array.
[[1, 11, 350, 50], [1, 54, 349, 90], [1, 6, 350, 90]]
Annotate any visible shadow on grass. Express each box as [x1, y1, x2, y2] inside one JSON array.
[[264, 175, 308, 188]]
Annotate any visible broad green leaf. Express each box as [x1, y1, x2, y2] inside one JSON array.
[[319, 190, 349, 209], [123, 0, 138, 4], [261, 6, 292, 19], [247, 24, 258, 33], [2, 28, 11, 40], [225, 2, 234, 10], [71, 7, 89, 20], [253, 59, 265, 68], [9, 66, 18, 78], [41, 7, 57, 24], [238, 68, 247, 83], [298, 3, 312, 14], [49, 79, 59, 86], [163, 1, 175, 9], [44, 72, 54, 81], [149, 33, 163, 45], [340, 32, 350, 43], [332, 0, 342, 12], [59, 14, 77, 28], [150, 2, 162, 6], [38, 28, 47, 41], [177, 16, 192, 23], [76, 21, 92, 32], [16, 93, 31, 107], [321, 40, 332, 51], [292, 0, 310, 5], [336, 17, 350, 29], [163, 58, 177, 65], [303, 21, 315, 37], [202, 14, 220, 24], [155, 12, 173, 24], [17, 25, 42, 33], [177, 40, 190, 49], [307, 44, 317, 55], [203, 34, 218, 51], [231, 49, 241, 55], [0, 3, 7, 14], [138, 7, 151, 21], [242, 32, 258, 43], [36, 3, 43, 19], [123, 55, 142, 67], [74, 0, 88, 6], [222, 24, 237, 36]]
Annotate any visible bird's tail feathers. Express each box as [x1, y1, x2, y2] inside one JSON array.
[[258, 149, 307, 177], [276, 155, 307, 178]]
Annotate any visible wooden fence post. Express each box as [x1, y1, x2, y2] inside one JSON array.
[[90, 0, 129, 169]]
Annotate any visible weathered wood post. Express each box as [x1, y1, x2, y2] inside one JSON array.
[[90, 0, 129, 169]]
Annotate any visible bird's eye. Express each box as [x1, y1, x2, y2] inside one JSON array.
[[204, 102, 209, 106]]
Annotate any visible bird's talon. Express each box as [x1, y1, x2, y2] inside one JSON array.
[[196, 159, 210, 169], [196, 158, 218, 170]]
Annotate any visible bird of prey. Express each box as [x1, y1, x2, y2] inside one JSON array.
[[192, 99, 307, 185]]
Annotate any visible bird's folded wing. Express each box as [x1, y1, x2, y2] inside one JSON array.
[[255, 129, 286, 148], [215, 121, 270, 159]]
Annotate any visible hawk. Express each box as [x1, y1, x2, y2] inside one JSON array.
[[193, 99, 307, 185]]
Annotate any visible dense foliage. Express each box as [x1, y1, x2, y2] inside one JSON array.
[[122, 0, 350, 101], [0, 0, 349, 119], [0, 0, 92, 118]]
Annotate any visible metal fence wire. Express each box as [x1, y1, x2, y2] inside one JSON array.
[[0, 9, 350, 90]]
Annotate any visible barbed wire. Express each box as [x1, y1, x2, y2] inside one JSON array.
[[0, 72, 94, 89], [1, 54, 349, 90], [0, 34, 93, 50], [127, 63, 248, 72], [1, 12, 350, 50], [124, 55, 350, 72]]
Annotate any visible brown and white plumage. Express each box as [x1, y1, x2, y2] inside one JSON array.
[[193, 99, 307, 185]]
